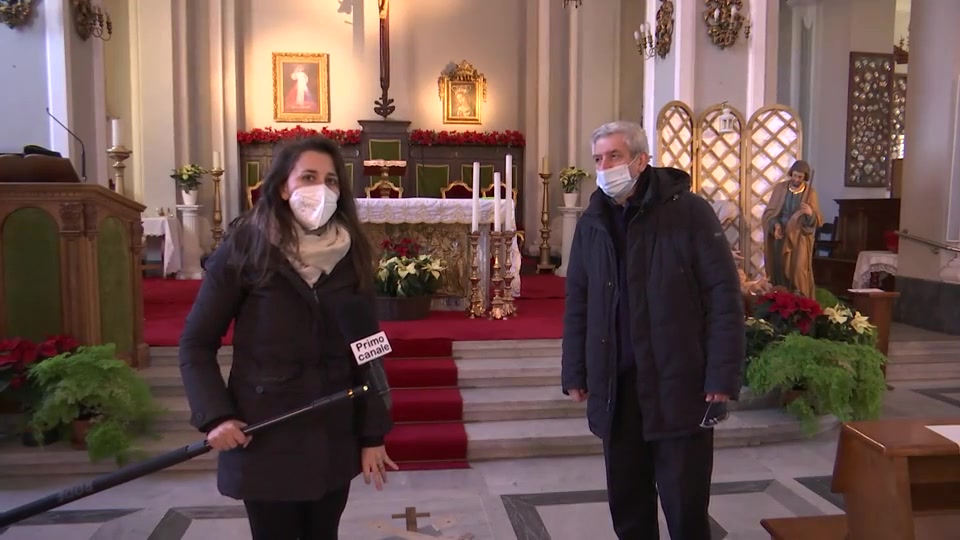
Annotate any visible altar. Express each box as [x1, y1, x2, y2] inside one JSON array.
[[355, 198, 522, 309]]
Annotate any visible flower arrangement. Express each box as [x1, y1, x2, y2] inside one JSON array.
[[752, 289, 823, 335], [558, 167, 589, 193], [815, 304, 877, 346], [170, 164, 207, 192], [1, 335, 79, 408], [375, 238, 445, 298], [237, 126, 362, 146], [409, 129, 525, 147]]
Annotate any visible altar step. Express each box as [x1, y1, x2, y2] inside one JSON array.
[[886, 339, 960, 382]]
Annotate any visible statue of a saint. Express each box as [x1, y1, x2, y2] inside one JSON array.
[[760, 160, 823, 298]]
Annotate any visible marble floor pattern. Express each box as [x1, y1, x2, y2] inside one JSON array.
[[1, 380, 958, 540]]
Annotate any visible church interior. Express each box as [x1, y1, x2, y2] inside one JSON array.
[[2, 0, 960, 538]]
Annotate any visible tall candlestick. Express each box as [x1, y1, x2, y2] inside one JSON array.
[[493, 172, 502, 233], [110, 118, 122, 148], [213, 150, 221, 169], [505, 154, 514, 231], [471, 161, 480, 232]]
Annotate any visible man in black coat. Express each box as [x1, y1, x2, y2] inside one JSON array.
[[561, 121, 745, 539]]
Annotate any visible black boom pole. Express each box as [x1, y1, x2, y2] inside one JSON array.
[[0, 384, 369, 529]]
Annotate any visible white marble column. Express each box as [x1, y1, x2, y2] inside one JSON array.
[[898, 0, 960, 282], [556, 206, 583, 278], [177, 205, 204, 279]]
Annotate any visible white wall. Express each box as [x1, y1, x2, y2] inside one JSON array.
[[0, 10, 50, 152]]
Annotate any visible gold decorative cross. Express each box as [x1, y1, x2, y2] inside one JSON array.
[[391, 506, 430, 532]]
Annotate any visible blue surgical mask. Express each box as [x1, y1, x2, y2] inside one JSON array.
[[596, 156, 640, 199]]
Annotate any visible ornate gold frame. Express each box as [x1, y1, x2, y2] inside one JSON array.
[[655, 0, 675, 59], [0, 0, 35, 29], [272, 52, 331, 123], [438, 60, 487, 125]]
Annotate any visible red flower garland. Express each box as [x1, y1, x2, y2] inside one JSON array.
[[236, 126, 525, 147]]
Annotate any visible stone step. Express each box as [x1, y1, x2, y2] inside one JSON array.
[[888, 340, 960, 357], [465, 411, 841, 461], [0, 408, 833, 477], [886, 360, 960, 382], [152, 385, 584, 430], [147, 346, 229, 367], [455, 357, 559, 388], [452, 339, 561, 359]]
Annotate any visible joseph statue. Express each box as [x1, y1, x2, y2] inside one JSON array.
[[760, 160, 823, 298]]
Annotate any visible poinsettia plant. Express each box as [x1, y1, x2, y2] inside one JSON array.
[[752, 289, 823, 335], [375, 238, 445, 298], [408, 129, 525, 147], [815, 304, 877, 346], [237, 126, 362, 146], [0, 335, 80, 407]]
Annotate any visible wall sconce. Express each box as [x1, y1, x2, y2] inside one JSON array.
[[717, 102, 737, 133], [634, 1, 675, 60], [704, 0, 750, 50], [72, 0, 111, 41], [0, 0, 35, 29]]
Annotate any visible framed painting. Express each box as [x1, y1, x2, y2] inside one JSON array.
[[438, 60, 487, 125], [272, 52, 331, 123]]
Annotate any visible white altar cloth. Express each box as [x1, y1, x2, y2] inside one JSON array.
[[356, 198, 522, 298], [141, 216, 182, 276]]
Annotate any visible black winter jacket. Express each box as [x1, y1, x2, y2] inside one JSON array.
[[561, 166, 745, 440]]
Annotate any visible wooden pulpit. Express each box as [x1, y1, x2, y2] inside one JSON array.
[[0, 182, 148, 367], [831, 418, 960, 539]]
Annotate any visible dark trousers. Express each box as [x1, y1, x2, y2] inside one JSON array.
[[603, 371, 715, 540], [243, 486, 350, 540]]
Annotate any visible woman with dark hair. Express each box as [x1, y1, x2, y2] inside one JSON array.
[[178, 136, 395, 539]]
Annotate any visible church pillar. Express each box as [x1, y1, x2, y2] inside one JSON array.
[[894, 0, 960, 332], [574, 0, 620, 183], [208, 0, 241, 226]]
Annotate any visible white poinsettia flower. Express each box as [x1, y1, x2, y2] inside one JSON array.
[[823, 306, 849, 324], [850, 312, 875, 334]]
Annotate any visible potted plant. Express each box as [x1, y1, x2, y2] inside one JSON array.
[[559, 166, 588, 207], [374, 238, 445, 320], [0, 335, 80, 446], [27, 343, 161, 465], [170, 164, 207, 205]]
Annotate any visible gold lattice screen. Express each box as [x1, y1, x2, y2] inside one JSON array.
[[657, 102, 803, 277]]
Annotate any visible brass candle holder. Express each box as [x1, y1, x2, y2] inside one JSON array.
[[106, 145, 132, 197], [466, 231, 485, 319], [537, 171, 556, 273], [488, 231, 507, 320], [502, 229, 517, 317], [210, 167, 225, 249]]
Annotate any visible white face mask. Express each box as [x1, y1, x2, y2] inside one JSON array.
[[596, 156, 640, 199], [289, 184, 339, 230]]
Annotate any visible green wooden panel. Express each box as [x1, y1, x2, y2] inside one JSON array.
[[368, 139, 402, 185], [245, 161, 261, 187], [97, 217, 134, 355], [416, 164, 450, 198], [1, 208, 62, 340], [459, 164, 519, 199], [344, 162, 354, 185]]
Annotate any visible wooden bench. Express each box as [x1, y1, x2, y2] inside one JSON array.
[[760, 515, 848, 539]]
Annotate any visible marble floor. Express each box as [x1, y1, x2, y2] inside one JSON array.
[[1, 379, 958, 540]]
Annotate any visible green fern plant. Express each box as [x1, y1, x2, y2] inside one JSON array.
[[27, 344, 162, 465], [746, 334, 886, 435]]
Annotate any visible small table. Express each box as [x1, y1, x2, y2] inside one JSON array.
[[831, 418, 960, 539], [852, 250, 898, 289], [141, 216, 182, 276]]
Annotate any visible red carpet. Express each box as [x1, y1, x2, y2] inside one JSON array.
[[142, 273, 565, 470]]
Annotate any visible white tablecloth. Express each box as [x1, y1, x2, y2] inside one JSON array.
[[852, 250, 898, 288], [141, 216, 183, 276], [356, 198, 522, 298]]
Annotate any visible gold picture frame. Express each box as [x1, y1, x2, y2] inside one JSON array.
[[438, 60, 487, 125], [272, 52, 331, 123]]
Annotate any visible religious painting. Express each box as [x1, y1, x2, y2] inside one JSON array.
[[438, 60, 487, 125], [272, 52, 330, 123]]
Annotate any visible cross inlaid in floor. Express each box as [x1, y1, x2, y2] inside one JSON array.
[[392, 506, 431, 532]]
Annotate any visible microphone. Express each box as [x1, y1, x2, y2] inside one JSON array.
[[335, 296, 392, 408], [45, 108, 86, 182]]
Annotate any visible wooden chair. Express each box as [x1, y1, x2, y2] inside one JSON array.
[[365, 179, 403, 198], [246, 180, 264, 208], [440, 181, 472, 199]]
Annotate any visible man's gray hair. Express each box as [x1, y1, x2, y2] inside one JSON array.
[[591, 121, 650, 157]]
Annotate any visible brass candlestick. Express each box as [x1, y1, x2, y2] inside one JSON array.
[[502, 229, 517, 317], [106, 145, 132, 197], [210, 167, 225, 249], [488, 231, 506, 320], [467, 231, 485, 318], [537, 171, 556, 273]]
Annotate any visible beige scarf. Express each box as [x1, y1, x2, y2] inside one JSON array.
[[286, 222, 352, 286]]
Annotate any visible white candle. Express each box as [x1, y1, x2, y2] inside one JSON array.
[[213, 151, 221, 169], [633, 30, 641, 43], [471, 161, 480, 232], [505, 155, 514, 231], [493, 172, 502, 233], [110, 118, 122, 148]]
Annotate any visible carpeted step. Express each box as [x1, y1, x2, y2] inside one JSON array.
[[384, 422, 468, 466], [383, 358, 458, 388], [391, 388, 463, 423], [387, 337, 453, 358]]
